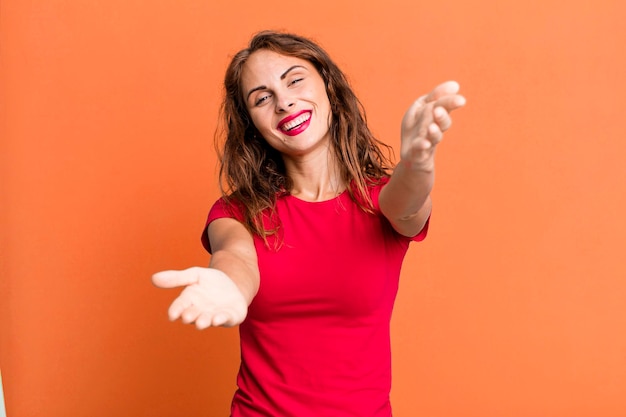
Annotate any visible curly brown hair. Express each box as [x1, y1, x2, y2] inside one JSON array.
[[216, 30, 394, 242]]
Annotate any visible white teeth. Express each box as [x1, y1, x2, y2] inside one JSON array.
[[281, 112, 311, 131]]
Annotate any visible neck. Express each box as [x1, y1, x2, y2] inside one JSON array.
[[283, 151, 345, 202]]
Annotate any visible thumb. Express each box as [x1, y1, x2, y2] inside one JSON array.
[[402, 94, 429, 128], [152, 267, 202, 288]]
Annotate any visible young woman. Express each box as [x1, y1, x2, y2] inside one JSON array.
[[153, 31, 465, 416]]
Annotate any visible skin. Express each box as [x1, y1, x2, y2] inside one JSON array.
[[243, 50, 342, 201], [380, 80, 466, 237], [152, 50, 466, 329]]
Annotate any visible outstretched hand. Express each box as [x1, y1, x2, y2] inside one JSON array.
[[152, 267, 248, 329], [401, 81, 466, 171]]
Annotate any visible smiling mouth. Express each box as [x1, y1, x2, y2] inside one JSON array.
[[278, 111, 311, 132]]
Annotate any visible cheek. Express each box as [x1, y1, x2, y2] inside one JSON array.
[[250, 112, 272, 133], [321, 97, 333, 126], [319, 90, 332, 115]]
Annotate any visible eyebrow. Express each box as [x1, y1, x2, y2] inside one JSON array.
[[246, 65, 306, 101]]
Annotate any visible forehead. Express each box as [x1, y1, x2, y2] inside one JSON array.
[[241, 50, 312, 86]]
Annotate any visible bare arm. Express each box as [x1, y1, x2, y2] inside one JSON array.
[[207, 218, 260, 304], [379, 81, 466, 237], [152, 218, 259, 329]]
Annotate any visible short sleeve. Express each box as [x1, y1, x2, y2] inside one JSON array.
[[369, 176, 430, 242], [200, 198, 244, 253], [410, 216, 429, 242]]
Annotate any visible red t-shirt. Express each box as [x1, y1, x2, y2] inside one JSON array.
[[202, 179, 428, 417]]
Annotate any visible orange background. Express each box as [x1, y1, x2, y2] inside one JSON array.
[[2, 0, 625, 416]]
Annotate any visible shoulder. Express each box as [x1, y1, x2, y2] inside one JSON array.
[[361, 175, 391, 212], [202, 196, 247, 253], [207, 196, 245, 223], [366, 175, 430, 242]]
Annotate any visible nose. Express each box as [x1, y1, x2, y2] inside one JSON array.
[[275, 93, 295, 113]]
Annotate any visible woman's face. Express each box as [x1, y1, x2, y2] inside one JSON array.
[[241, 49, 332, 160]]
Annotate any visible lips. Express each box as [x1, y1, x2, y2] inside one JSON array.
[[277, 110, 312, 137]]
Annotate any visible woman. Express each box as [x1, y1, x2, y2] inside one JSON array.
[[153, 31, 465, 416]]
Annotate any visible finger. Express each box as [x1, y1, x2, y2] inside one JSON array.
[[433, 107, 450, 131], [195, 312, 215, 329], [432, 95, 466, 112], [180, 304, 204, 325], [214, 312, 232, 327], [424, 81, 460, 103], [401, 95, 433, 135], [195, 311, 229, 329], [152, 267, 202, 289], [167, 293, 194, 321], [428, 123, 443, 145], [404, 94, 429, 118]]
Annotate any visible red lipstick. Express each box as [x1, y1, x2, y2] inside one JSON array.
[[277, 110, 312, 137]]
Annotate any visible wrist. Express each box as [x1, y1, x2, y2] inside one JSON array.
[[400, 157, 435, 175]]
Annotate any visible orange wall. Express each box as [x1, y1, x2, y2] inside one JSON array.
[[2, 1, 625, 416]]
